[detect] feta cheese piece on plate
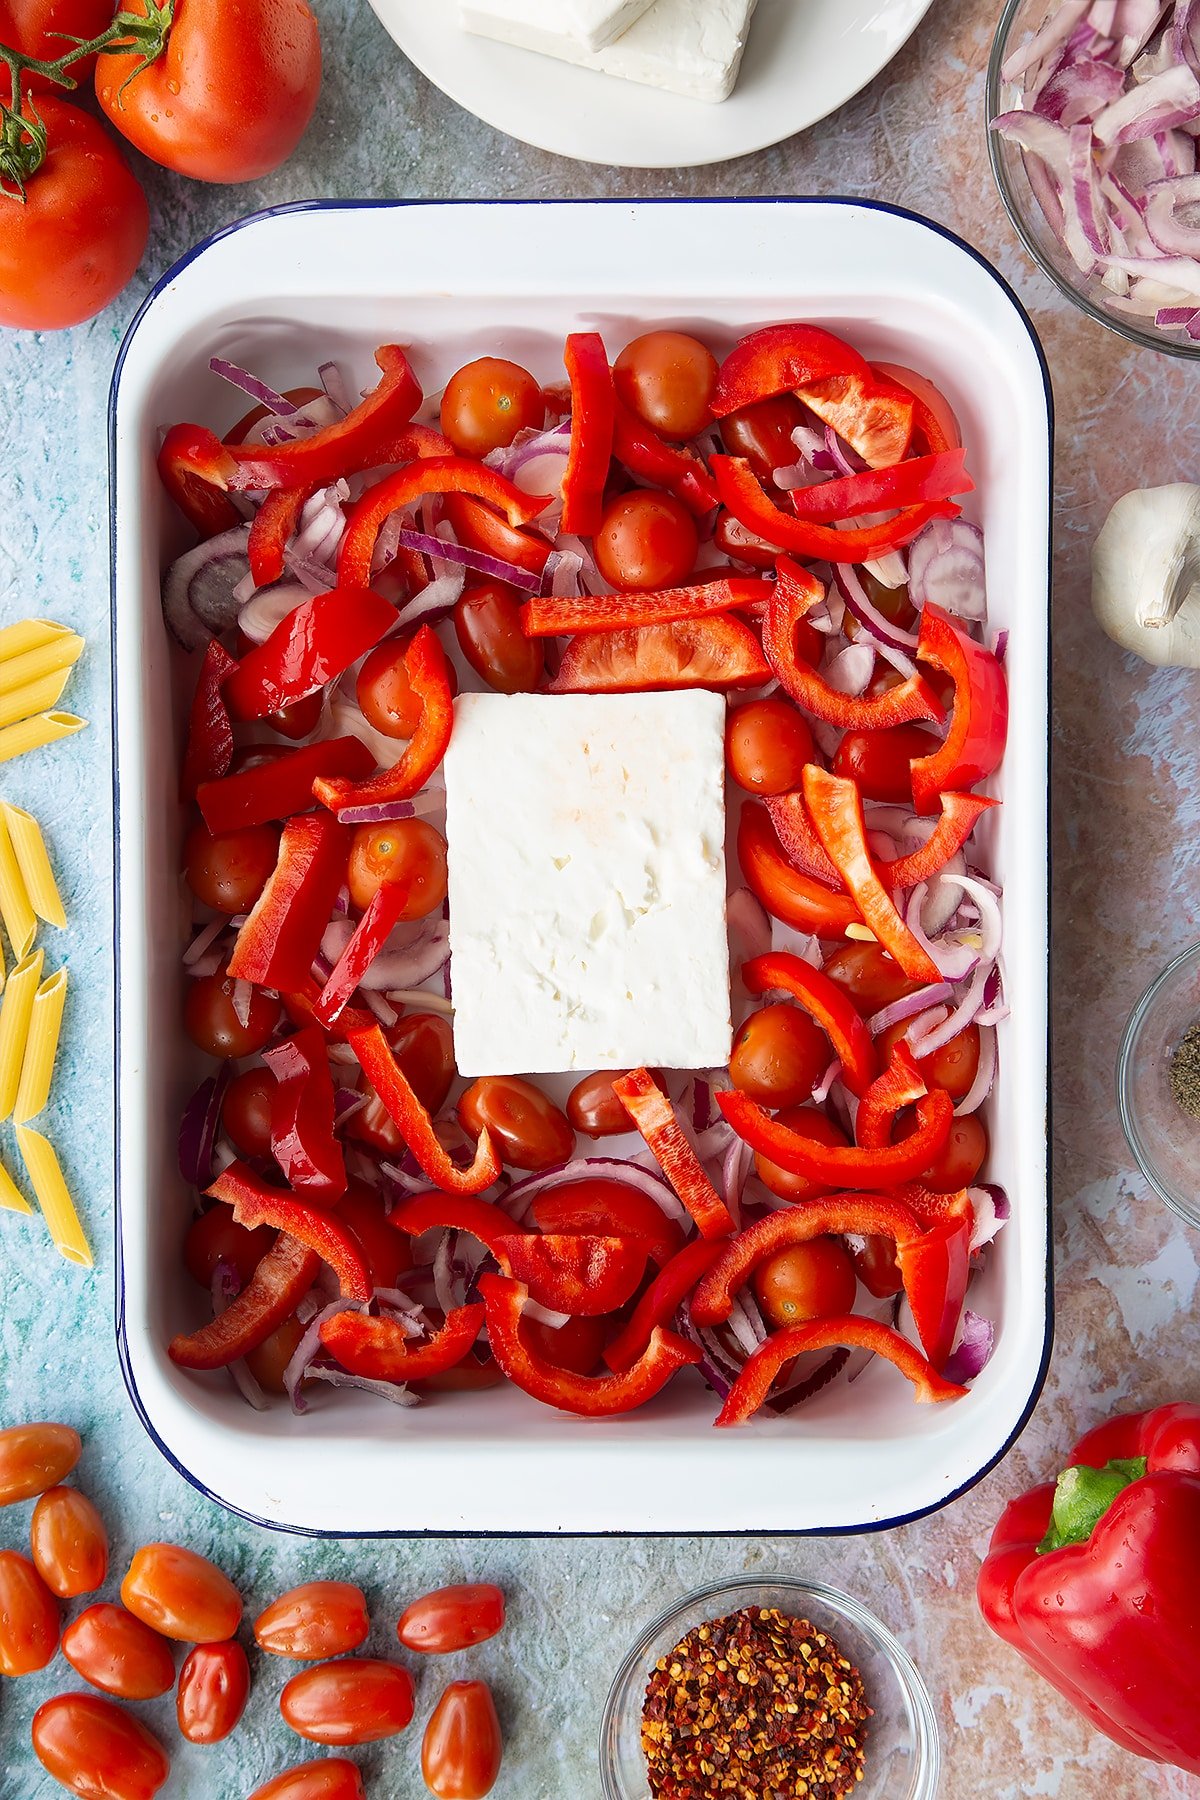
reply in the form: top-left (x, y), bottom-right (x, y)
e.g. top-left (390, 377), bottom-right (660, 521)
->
top-left (459, 0), bottom-right (658, 58)
top-left (460, 0), bottom-right (760, 104)
top-left (444, 690), bottom-right (731, 1077)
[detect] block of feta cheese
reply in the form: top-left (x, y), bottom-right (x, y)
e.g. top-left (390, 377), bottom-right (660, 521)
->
top-left (460, 0), bottom-right (760, 104)
top-left (443, 690), bottom-right (732, 1077)
top-left (459, 0), bottom-right (658, 58)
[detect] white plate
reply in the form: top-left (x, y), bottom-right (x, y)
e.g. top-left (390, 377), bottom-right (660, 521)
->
top-left (367, 0), bottom-right (937, 169)
top-left (111, 198), bottom-right (1051, 1537)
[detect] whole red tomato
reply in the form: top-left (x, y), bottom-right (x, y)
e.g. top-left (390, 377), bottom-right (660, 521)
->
top-left (32, 1693), bottom-right (170, 1800)
top-left (0, 96), bottom-right (148, 330)
top-left (422, 1680), bottom-right (504, 1800)
top-left (0, 0), bottom-right (115, 89)
top-left (177, 1639), bottom-right (252, 1744)
top-left (96, 0), bottom-right (322, 184)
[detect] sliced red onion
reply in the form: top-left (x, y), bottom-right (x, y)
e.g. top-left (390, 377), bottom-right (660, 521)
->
top-left (1002, 0), bottom-right (1092, 84)
top-left (863, 548), bottom-right (908, 591)
top-left (955, 1024), bottom-right (998, 1117)
top-left (238, 581), bottom-right (312, 645)
top-left (866, 983), bottom-right (955, 1036)
top-left (727, 887), bottom-right (773, 992)
top-left (501, 1157), bottom-right (688, 1229)
top-left (721, 1135), bottom-right (753, 1213)
top-left (334, 1087), bottom-right (368, 1125)
top-left (433, 1230), bottom-right (465, 1317)
top-left (769, 1348), bottom-right (853, 1412)
top-left (360, 988), bottom-right (398, 1028)
top-left (906, 519), bottom-right (987, 622)
top-left (319, 361), bottom-right (352, 414)
top-left (522, 1298), bottom-right (573, 1329)
top-left (915, 853), bottom-right (970, 939)
top-left (230, 979), bottom-right (253, 1030)
top-left (1034, 54), bottom-right (1127, 118)
top-left (209, 358), bottom-right (300, 414)
top-left (394, 527), bottom-right (541, 595)
top-left (305, 1366), bottom-right (420, 1406)
top-left (1095, 59), bottom-right (1200, 141)
top-left (183, 918), bottom-right (227, 968)
top-left (327, 697), bottom-right (406, 771)
top-left (823, 642), bottom-right (875, 697)
top-left (943, 1309), bottom-right (996, 1384)
top-left (322, 916), bottom-right (449, 992)
top-left (1144, 171), bottom-right (1200, 251)
top-left (811, 1058), bottom-right (843, 1105)
top-left (393, 570), bottom-right (466, 629)
top-left (822, 423), bottom-right (867, 478)
top-left (724, 1290), bottom-right (769, 1359)
top-left (384, 988), bottom-right (453, 1016)
top-left (178, 1063), bottom-right (231, 1188)
top-left (833, 563), bottom-right (919, 653)
top-left (283, 1298), bottom-right (363, 1414)
top-left (968, 1183), bottom-right (1011, 1252)
top-left (162, 526), bottom-right (252, 650)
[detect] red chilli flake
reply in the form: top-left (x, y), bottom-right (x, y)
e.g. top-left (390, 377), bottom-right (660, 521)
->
top-left (641, 1606), bottom-right (871, 1799)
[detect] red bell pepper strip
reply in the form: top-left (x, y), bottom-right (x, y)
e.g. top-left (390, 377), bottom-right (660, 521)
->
top-left (560, 332), bottom-right (615, 536)
top-left (549, 615), bottom-right (770, 694)
top-left (740, 950), bottom-right (878, 1097)
top-left (207, 1164), bottom-right (371, 1301)
top-left (713, 455), bottom-right (958, 562)
top-left (711, 324), bottom-right (871, 418)
top-left (716, 1084), bottom-right (953, 1190)
top-left (786, 448), bottom-right (972, 523)
top-left (611, 400), bottom-right (719, 514)
top-left (764, 793), bottom-right (843, 887)
top-left (801, 765), bottom-right (942, 982)
top-left (611, 1069), bottom-right (734, 1241)
top-left (262, 1026), bottom-right (347, 1202)
top-left (737, 804), bottom-right (859, 937)
top-left (894, 1190), bottom-right (972, 1370)
top-left (281, 974), bottom-right (375, 1044)
top-left (603, 1238), bottom-right (723, 1374)
top-left (313, 627), bottom-right (453, 817)
top-left (228, 812), bottom-right (353, 992)
top-left (198, 738), bottom-right (376, 835)
top-left (977, 1404), bottom-right (1200, 1772)
top-left (349, 1025), bottom-right (501, 1196)
top-left (522, 576), bottom-right (772, 638)
top-left (320, 1304), bottom-right (486, 1381)
top-left (158, 423), bottom-right (242, 539)
top-left (870, 362), bottom-right (959, 457)
top-left (690, 1195), bottom-right (923, 1327)
top-left (337, 457), bottom-right (551, 590)
top-left (313, 882), bottom-right (409, 1029)
top-left (910, 603), bottom-right (1008, 814)
top-left (168, 1232), bottom-right (319, 1370)
top-left (442, 491), bottom-right (552, 577)
top-left (223, 587), bottom-right (396, 723)
top-left (389, 1192), bottom-right (522, 1260)
top-left (478, 1273), bottom-right (700, 1416)
top-left (897, 1180), bottom-right (977, 1229)
top-left (855, 1040), bottom-right (938, 1148)
top-left (180, 640), bottom-right (237, 804)
top-left (715, 1316), bottom-right (967, 1426)
top-left (796, 367), bottom-right (917, 468)
top-left (247, 485), bottom-right (312, 587)
top-left (493, 1234), bottom-right (648, 1318)
top-left (763, 560), bottom-right (942, 730)
top-left (880, 793), bottom-right (998, 888)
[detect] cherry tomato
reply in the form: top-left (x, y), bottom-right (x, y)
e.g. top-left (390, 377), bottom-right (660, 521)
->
top-left (347, 820), bottom-right (448, 917)
top-left (222, 1066), bottom-right (278, 1159)
top-left (391, 1012), bottom-right (456, 1115)
top-left (343, 1090), bottom-right (404, 1157)
top-left (527, 1177), bottom-right (682, 1268)
top-left (280, 1658), bottom-right (415, 1745)
top-left (713, 509), bottom-right (779, 570)
top-left (729, 1002), bottom-right (829, 1108)
top-left (522, 1312), bottom-right (607, 1376)
top-left (0, 1550), bottom-right (58, 1674)
top-left (440, 357), bottom-right (544, 458)
top-left (725, 698), bottom-right (815, 796)
top-left (920, 1113), bottom-right (988, 1192)
top-left (32, 1694), bottom-right (169, 1800)
top-left (856, 568), bottom-right (917, 630)
top-left (184, 972), bottom-right (281, 1059)
top-left (97, 0), bottom-right (321, 184)
top-left (356, 638), bottom-right (424, 740)
top-left (184, 1208), bottom-right (275, 1291)
top-left (183, 821), bottom-right (279, 915)
top-left (753, 1106), bottom-right (848, 1204)
top-left (121, 1543), bottom-right (243, 1644)
top-left (62, 1603), bottom-right (176, 1700)
top-left (397, 1583), bottom-right (506, 1655)
top-left (0, 1421), bottom-right (80, 1505)
top-left (248, 1759), bottom-right (366, 1800)
top-left (853, 1234), bottom-right (903, 1298)
top-left (244, 1315), bottom-right (307, 1395)
top-left (719, 395), bottom-right (807, 481)
top-left (822, 942), bottom-right (923, 1016)
top-left (267, 690), bottom-right (324, 741)
top-left (177, 1638), bottom-right (251, 1745)
top-left (0, 0), bottom-right (114, 90)
top-left (752, 1237), bottom-right (859, 1331)
top-left (457, 1076), bottom-right (574, 1172)
top-left (422, 1679), bottom-right (503, 1800)
top-left (255, 1581), bottom-right (370, 1660)
top-left (832, 724), bottom-right (940, 804)
top-left (613, 330), bottom-right (717, 441)
top-left (565, 1070), bottom-right (637, 1138)
top-left (878, 1021), bottom-right (981, 1101)
top-left (416, 1351), bottom-right (506, 1393)
top-left (30, 1486), bottom-right (108, 1599)
top-left (338, 1182), bottom-right (413, 1291)
top-left (0, 96), bottom-right (148, 331)
top-left (594, 490), bottom-right (698, 592)
top-left (454, 582), bottom-right (544, 694)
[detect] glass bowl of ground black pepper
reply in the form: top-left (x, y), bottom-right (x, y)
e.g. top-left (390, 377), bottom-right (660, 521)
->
top-left (1118, 941), bottom-right (1200, 1227)
top-left (599, 1577), bottom-right (940, 1800)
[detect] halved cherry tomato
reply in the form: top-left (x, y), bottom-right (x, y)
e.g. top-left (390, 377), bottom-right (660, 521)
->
top-left (177, 1639), bottom-right (251, 1744)
top-left (753, 1106), bottom-right (847, 1204)
top-left (457, 1077), bottom-right (574, 1172)
top-left (338, 1182), bottom-right (414, 1291)
top-left (255, 1581), bottom-right (370, 1660)
top-left (31, 1486), bottom-right (109, 1598)
top-left (832, 725), bottom-right (940, 805)
top-left (919, 1113), bottom-right (988, 1191)
top-left (729, 1003), bottom-right (829, 1108)
top-left (397, 1583), bottom-right (506, 1655)
top-left (422, 1679), bottom-right (504, 1800)
top-left (0, 1421), bottom-right (80, 1505)
top-left (522, 1312), bottom-right (607, 1376)
top-left (527, 1177), bottom-right (682, 1269)
top-left (248, 1760), bottom-right (366, 1800)
top-left (878, 1020), bottom-right (980, 1100)
top-left (244, 1315), bottom-right (307, 1394)
top-left (454, 582), bottom-right (544, 694)
top-left (184, 1207), bottom-right (275, 1290)
top-left (0, 1550), bottom-right (58, 1674)
top-left (822, 942), bottom-right (923, 1015)
top-left (718, 395), bottom-right (807, 481)
top-left (32, 1693), bottom-right (169, 1800)
top-left (62, 1603), bottom-right (176, 1700)
top-left (183, 821), bottom-right (280, 915)
top-left (752, 1237), bottom-right (858, 1329)
top-left (280, 1658), bottom-right (415, 1744)
top-left (184, 972), bottom-right (281, 1059)
top-left (595, 490), bottom-right (698, 591)
top-left (121, 1543), bottom-right (242, 1644)
top-left (347, 820), bottom-right (447, 916)
top-left (613, 331), bottom-right (717, 441)
top-left (725, 698), bottom-right (815, 796)
top-left (565, 1070), bottom-right (637, 1138)
top-left (441, 358), bottom-right (544, 457)
top-left (551, 615), bottom-right (769, 694)
top-left (222, 1067), bottom-right (278, 1160)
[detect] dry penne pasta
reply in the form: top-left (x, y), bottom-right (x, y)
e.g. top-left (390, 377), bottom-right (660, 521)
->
top-left (16, 1124), bottom-right (92, 1267)
top-left (0, 810), bottom-right (37, 959)
top-left (0, 669), bottom-right (70, 733)
top-left (14, 967), bottom-right (67, 1125)
top-left (0, 635), bottom-right (84, 698)
top-left (0, 620), bottom-right (75, 664)
top-left (0, 803), bottom-right (65, 929)
top-left (0, 948), bottom-right (43, 1119)
top-left (0, 712), bottom-right (87, 767)
top-left (0, 1156), bottom-right (32, 1216)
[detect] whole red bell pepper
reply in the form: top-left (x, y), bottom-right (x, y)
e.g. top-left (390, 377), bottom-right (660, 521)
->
top-left (911, 603), bottom-right (1008, 814)
top-left (313, 627), bottom-right (453, 818)
top-left (198, 738), bottom-right (376, 835)
top-left (737, 804), bottom-right (859, 938)
top-left (262, 1026), bottom-right (347, 1202)
top-left (208, 1164), bottom-right (372, 1301)
top-left (786, 448), bottom-right (972, 523)
top-left (611, 1069), bottom-right (734, 1241)
top-left (158, 423), bottom-right (242, 539)
top-left (478, 1274), bottom-right (700, 1416)
top-left (389, 1192), bottom-right (522, 1261)
top-left (523, 576), bottom-right (772, 639)
top-left (337, 456), bottom-right (551, 590)
top-left (977, 1404), bottom-right (1200, 1773)
top-left (181, 640), bottom-right (237, 803)
top-left (711, 324), bottom-right (871, 418)
top-left (168, 1232), bottom-right (319, 1370)
top-left (713, 456), bottom-right (958, 563)
top-left (314, 882), bottom-right (410, 1028)
top-left (741, 950), bottom-right (877, 1097)
top-left (350, 1025), bottom-right (500, 1196)
top-left (611, 400), bottom-right (719, 514)
top-left (604, 1238), bottom-right (723, 1374)
top-left (320, 1304), bottom-right (486, 1382)
top-left (228, 813), bottom-right (353, 993)
top-left (560, 332), bottom-right (615, 536)
top-left (223, 587), bottom-right (396, 723)
top-left (717, 1075), bottom-right (953, 1190)
top-left (716, 1316), bottom-right (967, 1427)
top-left (494, 1233), bottom-right (648, 1318)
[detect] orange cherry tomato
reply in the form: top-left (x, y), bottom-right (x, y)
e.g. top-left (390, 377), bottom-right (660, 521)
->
top-left (184, 972), bottom-right (281, 1059)
top-left (441, 357), bottom-right (544, 458)
top-left (822, 942), bottom-right (923, 1016)
top-left (121, 1543), bottom-right (243, 1644)
top-left (753, 1105), bottom-right (848, 1204)
top-left (613, 330), bottom-right (717, 441)
top-left (255, 1581), bottom-right (370, 1660)
top-left (337, 1181), bottom-right (413, 1291)
top-left (878, 1020), bottom-right (981, 1101)
top-left (522, 1313), bottom-right (607, 1376)
top-left (831, 724), bottom-right (940, 805)
top-left (729, 1002), bottom-right (829, 1108)
top-left (0, 1421), bottom-right (81, 1504)
top-left (457, 1076), bottom-right (575, 1172)
top-left (725, 698), bottom-right (815, 796)
top-left (594, 490), bottom-right (698, 592)
top-left (421, 1679), bottom-right (504, 1800)
top-left (280, 1658), bottom-right (415, 1745)
top-left (62, 1603), bottom-right (176, 1700)
top-left (0, 1549), bottom-right (58, 1674)
top-left (177, 1639), bottom-right (252, 1744)
top-left (184, 1207), bottom-right (276, 1290)
top-left (30, 1486), bottom-right (109, 1598)
top-left (454, 582), bottom-right (544, 694)
top-left (32, 1693), bottom-right (170, 1800)
top-left (565, 1070), bottom-right (637, 1139)
top-left (752, 1238), bottom-right (859, 1330)
top-left (920, 1113), bottom-right (988, 1192)
top-left (347, 820), bottom-right (448, 917)
top-left (719, 395), bottom-right (807, 481)
top-left (183, 821), bottom-right (280, 914)
top-left (397, 1583), bottom-right (506, 1655)
top-left (222, 1066), bottom-right (279, 1159)
top-left (247, 1758), bottom-right (366, 1800)
top-left (244, 1314), bottom-right (307, 1395)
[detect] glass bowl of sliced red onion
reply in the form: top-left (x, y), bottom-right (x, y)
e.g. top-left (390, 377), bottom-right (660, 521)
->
top-left (1117, 940), bottom-right (1200, 1225)
top-left (988, 0), bottom-right (1200, 353)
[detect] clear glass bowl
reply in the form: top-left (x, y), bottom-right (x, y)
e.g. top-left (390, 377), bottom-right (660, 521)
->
top-left (1117, 941), bottom-right (1200, 1227)
top-left (986, 0), bottom-right (1200, 358)
top-left (599, 1577), bottom-right (941, 1800)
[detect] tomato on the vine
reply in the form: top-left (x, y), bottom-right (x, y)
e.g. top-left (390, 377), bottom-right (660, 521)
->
top-left (0, 0), bottom-right (114, 88)
top-left (441, 357), bottom-right (544, 457)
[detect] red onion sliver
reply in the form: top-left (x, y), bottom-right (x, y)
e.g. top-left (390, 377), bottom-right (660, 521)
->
top-left (955, 1024), bottom-right (998, 1116)
top-left (943, 1309), bottom-right (995, 1384)
top-left (209, 358), bottom-right (298, 414)
top-left (284, 1298), bottom-right (363, 1414)
top-left (833, 563), bottom-right (919, 653)
top-left (395, 526), bottom-right (541, 594)
top-left (306, 1367), bottom-right (420, 1406)
top-left (866, 983), bottom-right (955, 1036)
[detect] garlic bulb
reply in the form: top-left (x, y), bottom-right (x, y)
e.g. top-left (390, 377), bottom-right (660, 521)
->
top-left (1092, 484), bottom-right (1200, 666)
